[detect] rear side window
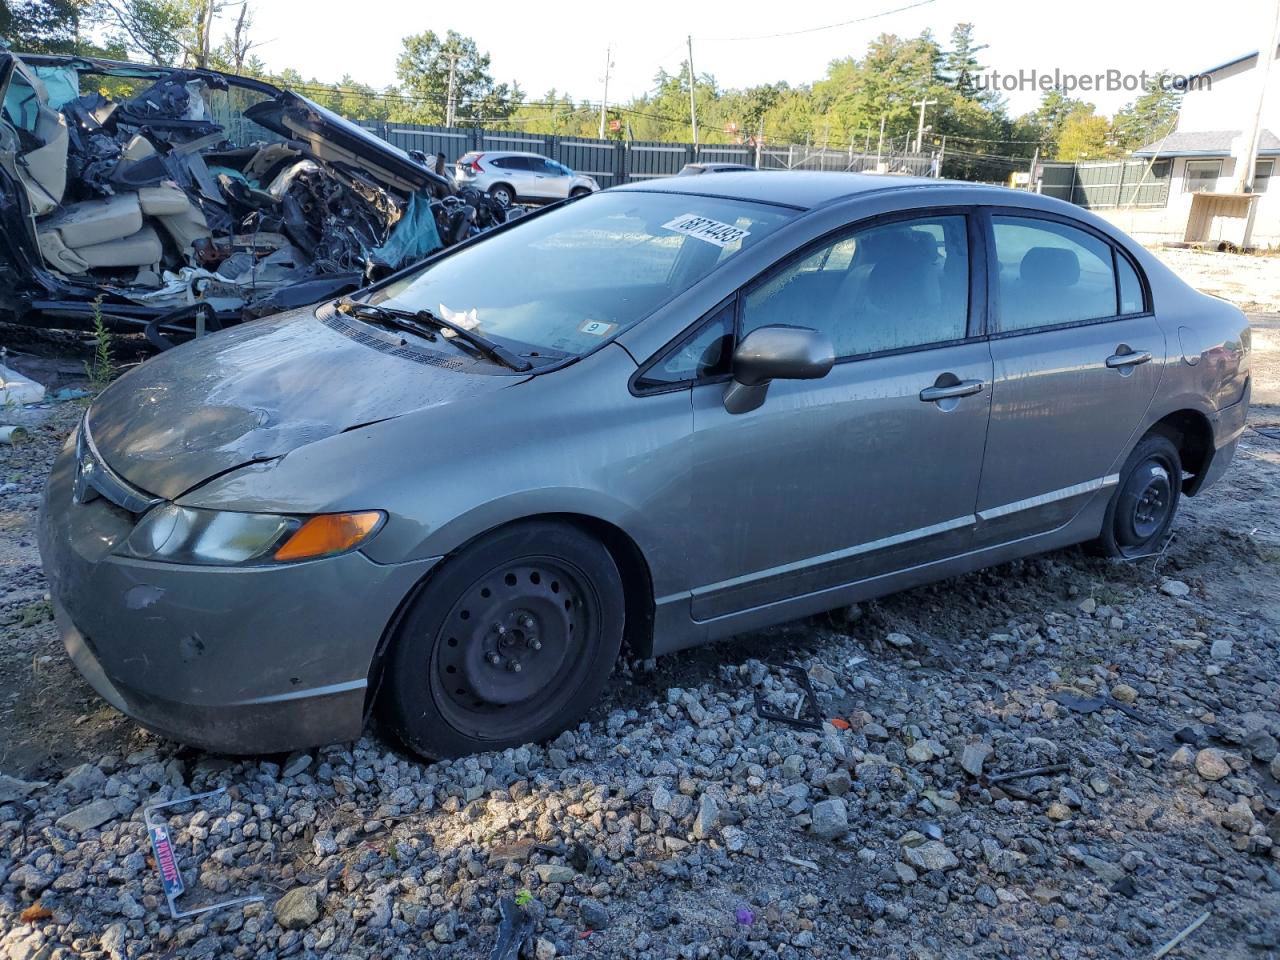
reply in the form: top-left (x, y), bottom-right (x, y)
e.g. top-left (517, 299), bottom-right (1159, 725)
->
top-left (992, 217), bottom-right (1118, 331)
top-left (1117, 253), bottom-right (1145, 314)
top-left (742, 215), bottom-right (970, 359)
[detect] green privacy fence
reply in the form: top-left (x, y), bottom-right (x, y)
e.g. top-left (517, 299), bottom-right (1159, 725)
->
top-left (1039, 159), bottom-right (1172, 209)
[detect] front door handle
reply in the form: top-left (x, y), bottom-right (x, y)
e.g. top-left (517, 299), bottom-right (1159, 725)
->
top-left (919, 379), bottom-right (985, 402)
top-left (1106, 350), bottom-right (1153, 369)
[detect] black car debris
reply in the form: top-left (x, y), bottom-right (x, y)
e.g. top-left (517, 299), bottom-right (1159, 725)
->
top-left (0, 51), bottom-right (513, 341)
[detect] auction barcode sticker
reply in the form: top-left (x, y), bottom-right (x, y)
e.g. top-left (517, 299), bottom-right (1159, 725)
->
top-left (662, 214), bottom-right (750, 248)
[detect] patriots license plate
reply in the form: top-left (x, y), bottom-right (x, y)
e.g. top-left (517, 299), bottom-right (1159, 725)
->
top-left (149, 823), bottom-right (185, 898)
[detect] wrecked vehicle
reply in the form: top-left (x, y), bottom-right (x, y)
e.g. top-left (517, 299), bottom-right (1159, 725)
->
top-left (0, 51), bottom-right (511, 338)
top-left (38, 173), bottom-right (1250, 760)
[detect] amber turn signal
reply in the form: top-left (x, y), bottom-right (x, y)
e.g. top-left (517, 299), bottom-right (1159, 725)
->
top-left (273, 511), bottom-right (383, 562)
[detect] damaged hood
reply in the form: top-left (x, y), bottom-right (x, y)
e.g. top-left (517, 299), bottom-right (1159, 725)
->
top-left (244, 93), bottom-right (452, 196)
top-left (86, 307), bottom-right (522, 500)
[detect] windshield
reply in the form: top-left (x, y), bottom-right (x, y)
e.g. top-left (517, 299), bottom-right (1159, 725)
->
top-left (368, 191), bottom-right (796, 357)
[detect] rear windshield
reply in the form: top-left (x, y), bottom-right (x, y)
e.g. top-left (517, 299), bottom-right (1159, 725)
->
top-left (370, 191), bottom-right (795, 357)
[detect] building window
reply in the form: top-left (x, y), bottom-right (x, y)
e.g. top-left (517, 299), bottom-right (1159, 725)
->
top-left (1255, 159), bottom-right (1274, 193)
top-left (1183, 159), bottom-right (1222, 193)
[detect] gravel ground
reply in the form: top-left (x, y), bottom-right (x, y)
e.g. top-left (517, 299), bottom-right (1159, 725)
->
top-left (1150, 248), bottom-right (1280, 316)
top-left (1, 272), bottom-right (1279, 959)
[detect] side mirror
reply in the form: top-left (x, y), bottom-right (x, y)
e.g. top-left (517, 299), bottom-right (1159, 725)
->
top-left (723, 325), bottom-right (835, 414)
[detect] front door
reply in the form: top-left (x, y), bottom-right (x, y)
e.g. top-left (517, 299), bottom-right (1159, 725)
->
top-left (533, 159), bottom-right (572, 199)
top-left (687, 212), bottom-right (994, 621)
top-left (975, 212), bottom-right (1165, 544)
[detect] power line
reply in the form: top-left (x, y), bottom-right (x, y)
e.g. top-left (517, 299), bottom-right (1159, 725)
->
top-left (696, 0), bottom-right (936, 43)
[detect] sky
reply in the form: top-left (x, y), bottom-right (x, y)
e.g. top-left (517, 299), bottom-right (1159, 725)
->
top-left (238, 0), bottom-right (1272, 118)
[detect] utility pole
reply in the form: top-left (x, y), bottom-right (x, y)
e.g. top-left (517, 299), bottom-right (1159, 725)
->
top-left (936, 135), bottom-right (946, 178)
top-left (445, 52), bottom-right (460, 127)
top-left (1236, 0), bottom-right (1280, 193)
top-left (598, 45), bottom-right (613, 140)
top-left (913, 98), bottom-right (936, 153)
top-left (875, 114), bottom-right (885, 166)
top-left (756, 117), bottom-right (764, 168)
top-left (686, 35), bottom-right (699, 146)
top-left (1028, 146), bottom-right (1040, 191)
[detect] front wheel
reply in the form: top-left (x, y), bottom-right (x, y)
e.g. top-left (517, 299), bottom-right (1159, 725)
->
top-left (1094, 433), bottom-right (1182, 558)
top-left (379, 521), bottom-right (624, 759)
top-left (569, 186), bottom-right (591, 198)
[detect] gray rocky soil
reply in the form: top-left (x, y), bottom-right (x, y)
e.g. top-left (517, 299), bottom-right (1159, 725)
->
top-left (1, 261), bottom-right (1279, 959)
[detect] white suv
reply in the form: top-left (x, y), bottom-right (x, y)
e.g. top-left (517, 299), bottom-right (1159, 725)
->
top-left (454, 151), bottom-right (599, 207)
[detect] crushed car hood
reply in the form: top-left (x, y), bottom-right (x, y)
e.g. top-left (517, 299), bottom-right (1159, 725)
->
top-left (86, 308), bottom-right (523, 500)
top-left (244, 93), bottom-right (451, 196)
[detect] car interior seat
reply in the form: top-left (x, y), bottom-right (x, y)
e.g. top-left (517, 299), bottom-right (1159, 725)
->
top-left (36, 191), bottom-right (160, 273)
top-left (1006, 246), bottom-right (1081, 327)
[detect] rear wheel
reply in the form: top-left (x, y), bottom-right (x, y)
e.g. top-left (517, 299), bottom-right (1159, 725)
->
top-left (1095, 433), bottom-right (1182, 558)
top-left (569, 186), bottom-right (591, 198)
top-left (380, 521), bottom-right (624, 759)
top-left (489, 184), bottom-right (515, 208)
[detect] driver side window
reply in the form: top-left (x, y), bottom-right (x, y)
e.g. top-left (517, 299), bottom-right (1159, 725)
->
top-left (741, 215), bottom-right (970, 358)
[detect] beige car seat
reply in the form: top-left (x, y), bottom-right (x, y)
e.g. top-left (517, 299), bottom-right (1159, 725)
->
top-left (37, 192), bottom-right (158, 274)
top-left (35, 182), bottom-right (210, 274)
top-left (140, 184), bottom-right (211, 253)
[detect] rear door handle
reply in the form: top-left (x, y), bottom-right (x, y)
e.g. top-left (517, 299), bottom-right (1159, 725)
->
top-left (919, 379), bottom-right (985, 402)
top-left (1106, 350), bottom-right (1152, 369)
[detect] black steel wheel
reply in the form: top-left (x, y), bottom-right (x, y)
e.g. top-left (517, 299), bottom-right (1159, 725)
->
top-left (1096, 433), bottom-right (1182, 558)
top-left (380, 521), bottom-right (624, 759)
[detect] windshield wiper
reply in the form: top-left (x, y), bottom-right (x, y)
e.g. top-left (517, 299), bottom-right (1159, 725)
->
top-left (338, 301), bottom-right (439, 342)
top-left (337, 301), bottom-right (532, 372)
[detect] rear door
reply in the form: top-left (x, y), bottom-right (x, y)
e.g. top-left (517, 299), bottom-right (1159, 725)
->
top-left (490, 156), bottom-right (535, 198)
top-left (681, 211), bottom-right (993, 621)
top-left (974, 211), bottom-right (1164, 544)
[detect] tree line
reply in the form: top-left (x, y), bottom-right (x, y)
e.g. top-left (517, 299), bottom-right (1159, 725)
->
top-left (4, 0), bottom-right (1182, 178)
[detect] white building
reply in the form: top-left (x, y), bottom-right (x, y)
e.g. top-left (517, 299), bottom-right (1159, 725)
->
top-left (1104, 45), bottom-right (1279, 246)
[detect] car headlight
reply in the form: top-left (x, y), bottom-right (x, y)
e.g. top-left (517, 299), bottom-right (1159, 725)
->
top-left (116, 505), bottom-right (384, 566)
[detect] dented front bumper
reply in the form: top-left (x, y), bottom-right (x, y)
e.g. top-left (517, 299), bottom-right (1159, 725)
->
top-left (38, 432), bottom-right (438, 754)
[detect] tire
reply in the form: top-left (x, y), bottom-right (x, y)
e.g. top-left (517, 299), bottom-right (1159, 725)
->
top-left (489, 184), bottom-right (515, 208)
top-left (569, 187), bottom-right (591, 198)
top-left (1094, 432), bottom-right (1182, 558)
top-left (380, 520), bottom-right (624, 759)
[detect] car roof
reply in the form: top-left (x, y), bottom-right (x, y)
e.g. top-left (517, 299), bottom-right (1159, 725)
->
top-left (613, 170), bottom-right (997, 210)
top-left (478, 150), bottom-right (551, 159)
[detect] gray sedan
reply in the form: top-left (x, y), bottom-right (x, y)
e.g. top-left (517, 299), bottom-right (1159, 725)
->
top-left (38, 172), bottom-right (1251, 759)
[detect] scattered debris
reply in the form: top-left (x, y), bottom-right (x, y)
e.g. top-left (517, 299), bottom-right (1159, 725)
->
top-left (751, 662), bottom-right (824, 730)
top-left (1, 53), bottom-right (515, 340)
top-left (18, 903), bottom-right (52, 923)
top-left (781, 854), bottom-right (821, 872)
top-left (0, 365), bottom-right (46, 405)
top-left (1051, 690), bottom-right (1147, 722)
top-left (984, 764), bottom-right (1071, 785)
top-left (487, 897), bottom-right (534, 960)
top-left (1152, 910), bottom-right (1211, 960)
top-left (144, 788), bottom-right (264, 919)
